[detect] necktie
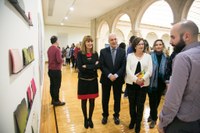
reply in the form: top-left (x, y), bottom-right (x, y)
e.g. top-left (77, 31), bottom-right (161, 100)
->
top-left (111, 48), bottom-right (116, 65)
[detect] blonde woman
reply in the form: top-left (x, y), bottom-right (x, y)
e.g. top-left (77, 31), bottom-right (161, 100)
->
top-left (77, 35), bottom-right (99, 129)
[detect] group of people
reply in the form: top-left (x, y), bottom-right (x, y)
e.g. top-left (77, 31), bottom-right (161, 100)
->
top-left (47, 20), bottom-right (200, 133)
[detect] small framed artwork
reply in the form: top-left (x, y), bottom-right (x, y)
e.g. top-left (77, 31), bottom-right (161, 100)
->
top-left (9, 49), bottom-right (24, 74)
top-left (8, 0), bottom-right (33, 26)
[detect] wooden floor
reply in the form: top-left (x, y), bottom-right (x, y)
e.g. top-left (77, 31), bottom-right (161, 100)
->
top-left (40, 64), bottom-right (164, 133)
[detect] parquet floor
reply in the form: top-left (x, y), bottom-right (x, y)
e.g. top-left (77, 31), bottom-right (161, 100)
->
top-left (40, 64), bottom-right (164, 133)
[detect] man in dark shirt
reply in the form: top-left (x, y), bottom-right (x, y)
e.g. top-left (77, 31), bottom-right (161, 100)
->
top-left (47, 35), bottom-right (65, 106)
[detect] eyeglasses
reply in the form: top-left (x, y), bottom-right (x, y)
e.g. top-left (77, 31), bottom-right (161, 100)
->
top-left (137, 43), bottom-right (144, 45)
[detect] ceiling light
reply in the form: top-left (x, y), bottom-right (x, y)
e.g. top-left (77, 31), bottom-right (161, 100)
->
top-left (60, 23), bottom-right (64, 25)
top-left (69, 7), bottom-right (74, 11)
top-left (64, 16), bottom-right (68, 20)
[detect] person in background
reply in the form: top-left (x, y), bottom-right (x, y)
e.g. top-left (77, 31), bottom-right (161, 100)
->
top-left (127, 35), bottom-right (137, 54)
top-left (164, 33), bottom-right (186, 87)
top-left (61, 47), bottom-right (66, 66)
top-left (144, 39), bottom-right (151, 54)
top-left (65, 45), bottom-right (71, 65)
top-left (99, 33), bottom-right (126, 125)
top-left (119, 42), bottom-right (126, 50)
top-left (70, 43), bottom-right (75, 68)
top-left (158, 20), bottom-right (200, 133)
top-left (124, 35), bottom-right (137, 98)
top-left (125, 37), bottom-right (152, 133)
top-left (77, 35), bottom-right (99, 129)
top-left (47, 35), bottom-right (65, 106)
top-left (147, 39), bottom-right (167, 129)
top-left (74, 43), bottom-right (81, 71)
top-left (119, 42), bottom-right (126, 93)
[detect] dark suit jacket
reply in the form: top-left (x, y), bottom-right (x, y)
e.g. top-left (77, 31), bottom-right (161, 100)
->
top-left (99, 47), bottom-right (126, 85)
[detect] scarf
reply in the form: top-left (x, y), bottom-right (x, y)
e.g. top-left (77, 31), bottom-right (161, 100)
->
top-left (149, 52), bottom-right (166, 91)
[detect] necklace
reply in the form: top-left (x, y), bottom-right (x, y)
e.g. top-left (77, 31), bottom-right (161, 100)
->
top-left (134, 53), bottom-right (143, 60)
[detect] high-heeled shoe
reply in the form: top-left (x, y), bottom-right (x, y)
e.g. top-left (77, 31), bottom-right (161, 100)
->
top-left (88, 119), bottom-right (94, 128)
top-left (84, 119), bottom-right (88, 129)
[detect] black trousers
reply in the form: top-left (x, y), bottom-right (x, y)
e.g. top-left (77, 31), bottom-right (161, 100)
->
top-left (101, 82), bottom-right (123, 118)
top-left (48, 70), bottom-right (62, 101)
top-left (148, 80), bottom-right (165, 121)
top-left (165, 117), bottom-right (200, 133)
top-left (127, 84), bottom-right (147, 130)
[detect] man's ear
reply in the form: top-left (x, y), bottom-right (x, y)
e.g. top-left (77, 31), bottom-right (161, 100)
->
top-left (183, 32), bottom-right (191, 42)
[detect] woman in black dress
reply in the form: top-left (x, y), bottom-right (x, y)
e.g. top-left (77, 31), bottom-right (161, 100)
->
top-left (77, 35), bottom-right (99, 129)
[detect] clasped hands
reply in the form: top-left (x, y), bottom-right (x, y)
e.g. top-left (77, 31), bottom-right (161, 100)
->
top-left (136, 78), bottom-right (144, 86)
top-left (109, 74), bottom-right (117, 82)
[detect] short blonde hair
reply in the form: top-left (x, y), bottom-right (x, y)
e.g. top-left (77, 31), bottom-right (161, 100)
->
top-left (81, 35), bottom-right (94, 54)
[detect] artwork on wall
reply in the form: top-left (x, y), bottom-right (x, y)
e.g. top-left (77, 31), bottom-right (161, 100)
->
top-left (22, 48), bottom-right (31, 66)
top-left (14, 98), bottom-right (28, 133)
top-left (27, 86), bottom-right (33, 112)
top-left (31, 78), bottom-right (37, 99)
top-left (28, 45), bottom-right (34, 61)
top-left (22, 45), bottom-right (34, 66)
top-left (8, 0), bottom-right (33, 26)
top-left (9, 49), bottom-right (24, 74)
top-left (9, 45), bottom-right (34, 75)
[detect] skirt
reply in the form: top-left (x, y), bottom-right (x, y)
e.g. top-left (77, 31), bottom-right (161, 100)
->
top-left (78, 78), bottom-right (98, 99)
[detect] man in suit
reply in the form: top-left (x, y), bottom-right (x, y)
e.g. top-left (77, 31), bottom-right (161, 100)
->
top-left (99, 33), bottom-right (126, 125)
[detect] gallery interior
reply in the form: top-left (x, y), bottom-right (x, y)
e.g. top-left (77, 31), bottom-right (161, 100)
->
top-left (0, 0), bottom-right (199, 133)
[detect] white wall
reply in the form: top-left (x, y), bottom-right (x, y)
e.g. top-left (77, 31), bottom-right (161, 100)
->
top-left (44, 25), bottom-right (90, 61)
top-left (0, 0), bottom-right (44, 133)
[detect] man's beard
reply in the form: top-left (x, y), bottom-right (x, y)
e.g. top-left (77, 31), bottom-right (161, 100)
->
top-left (173, 37), bottom-right (186, 53)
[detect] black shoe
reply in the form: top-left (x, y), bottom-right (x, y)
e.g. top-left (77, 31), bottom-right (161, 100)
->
top-left (135, 124), bottom-right (140, 133)
top-left (88, 119), bottom-right (94, 128)
top-left (102, 117), bottom-right (107, 125)
top-left (149, 120), bottom-right (156, 128)
top-left (53, 101), bottom-right (65, 106)
top-left (129, 120), bottom-right (135, 129)
top-left (84, 119), bottom-right (88, 129)
top-left (147, 116), bottom-right (152, 122)
top-left (113, 117), bottom-right (120, 125)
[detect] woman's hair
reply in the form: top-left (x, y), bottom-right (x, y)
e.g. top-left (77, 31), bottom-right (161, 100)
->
top-left (81, 35), bottom-right (94, 54)
top-left (131, 37), bottom-right (144, 52)
top-left (153, 39), bottom-right (165, 50)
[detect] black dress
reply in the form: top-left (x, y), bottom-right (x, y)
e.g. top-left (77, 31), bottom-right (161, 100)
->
top-left (77, 51), bottom-right (99, 99)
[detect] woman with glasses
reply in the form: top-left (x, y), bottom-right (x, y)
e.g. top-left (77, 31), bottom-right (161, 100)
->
top-left (125, 37), bottom-right (152, 133)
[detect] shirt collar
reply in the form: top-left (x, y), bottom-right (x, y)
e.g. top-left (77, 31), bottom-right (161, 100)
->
top-left (182, 41), bottom-right (200, 52)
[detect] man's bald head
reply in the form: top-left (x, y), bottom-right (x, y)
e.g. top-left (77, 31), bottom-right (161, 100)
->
top-left (179, 20), bottom-right (199, 36)
top-left (171, 20), bottom-right (199, 45)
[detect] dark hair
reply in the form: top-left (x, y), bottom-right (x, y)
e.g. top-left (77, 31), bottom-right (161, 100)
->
top-left (119, 42), bottom-right (126, 49)
top-left (50, 36), bottom-right (58, 44)
top-left (131, 37), bottom-right (144, 52)
top-left (129, 35), bottom-right (137, 44)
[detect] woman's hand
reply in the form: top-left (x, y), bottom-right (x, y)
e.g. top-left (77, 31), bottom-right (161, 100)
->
top-left (95, 61), bottom-right (99, 65)
top-left (136, 78), bottom-right (144, 86)
top-left (82, 65), bottom-right (86, 68)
